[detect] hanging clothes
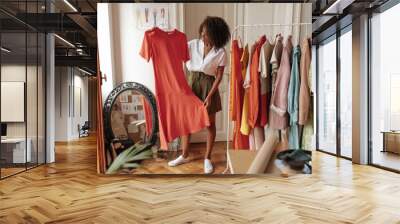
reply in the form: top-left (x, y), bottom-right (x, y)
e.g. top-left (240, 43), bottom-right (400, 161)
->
top-left (299, 38), bottom-right (312, 125)
top-left (139, 27), bottom-right (210, 149)
top-left (268, 35), bottom-right (284, 126)
top-left (248, 35), bottom-right (266, 128)
top-left (240, 43), bottom-right (255, 136)
top-left (229, 55), bottom-right (236, 119)
top-left (253, 127), bottom-right (265, 150)
top-left (248, 129), bottom-right (256, 150)
top-left (270, 35), bottom-right (293, 130)
top-left (288, 45), bottom-right (301, 149)
top-left (271, 35), bottom-right (284, 91)
top-left (258, 38), bottom-right (269, 127)
top-left (231, 40), bottom-right (249, 149)
top-left (229, 40), bottom-right (243, 121)
top-left (228, 41), bottom-right (238, 120)
top-left (258, 37), bottom-right (276, 127)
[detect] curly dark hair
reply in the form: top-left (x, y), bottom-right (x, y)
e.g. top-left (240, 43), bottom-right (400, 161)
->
top-left (198, 16), bottom-right (231, 49)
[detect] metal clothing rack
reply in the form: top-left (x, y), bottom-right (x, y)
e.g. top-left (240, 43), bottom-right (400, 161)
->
top-left (231, 23), bottom-right (312, 40)
top-left (224, 22), bottom-right (312, 174)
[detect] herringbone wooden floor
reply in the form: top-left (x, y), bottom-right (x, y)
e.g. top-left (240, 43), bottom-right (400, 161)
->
top-left (1, 135), bottom-right (400, 223)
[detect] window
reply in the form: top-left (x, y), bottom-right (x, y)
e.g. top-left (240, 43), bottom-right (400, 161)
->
top-left (370, 3), bottom-right (400, 171)
top-left (316, 25), bottom-right (353, 159)
top-left (317, 36), bottom-right (337, 154)
top-left (0, 2), bottom-right (47, 179)
top-left (339, 28), bottom-right (352, 158)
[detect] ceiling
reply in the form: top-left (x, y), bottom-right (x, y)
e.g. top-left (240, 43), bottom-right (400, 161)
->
top-left (0, 0), bottom-right (395, 74)
top-left (311, 0), bottom-right (390, 42)
top-left (0, 0), bottom-right (99, 75)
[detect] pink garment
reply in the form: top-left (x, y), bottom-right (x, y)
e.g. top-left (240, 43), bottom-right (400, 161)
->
top-left (253, 127), bottom-right (265, 150)
top-left (249, 130), bottom-right (255, 150)
top-left (299, 38), bottom-right (311, 125)
top-left (269, 36), bottom-right (293, 130)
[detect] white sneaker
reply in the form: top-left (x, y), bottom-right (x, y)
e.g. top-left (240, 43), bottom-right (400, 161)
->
top-left (168, 155), bottom-right (190, 167)
top-left (204, 159), bottom-right (214, 174)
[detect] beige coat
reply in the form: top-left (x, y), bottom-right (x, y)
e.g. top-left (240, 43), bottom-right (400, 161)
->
top-left (298, 38), bottom-right (311, 125)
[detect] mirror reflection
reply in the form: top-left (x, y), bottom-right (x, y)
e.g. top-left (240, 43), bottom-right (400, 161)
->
top-left (110, 90), bottom-right (154, 149)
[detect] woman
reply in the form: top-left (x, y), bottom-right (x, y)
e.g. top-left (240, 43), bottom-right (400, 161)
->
top-left (168, 16), bottom-right (230, 174)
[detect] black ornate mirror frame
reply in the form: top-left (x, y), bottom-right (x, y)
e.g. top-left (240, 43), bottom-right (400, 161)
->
top-left (103, 82), bottom-right (158, 147)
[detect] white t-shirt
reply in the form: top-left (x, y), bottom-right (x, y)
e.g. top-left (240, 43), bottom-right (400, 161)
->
top-left (258, 42), bottom-right (268, 95)
top-left (186, 39), bottom-right (227, 76)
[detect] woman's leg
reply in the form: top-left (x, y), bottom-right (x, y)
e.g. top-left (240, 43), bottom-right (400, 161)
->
top-left (168, 135), bottom-right (191, 167)
top-left (181, 135), bottom-right (190, 158)
top-left (205, 114), bottom-right (216, 159)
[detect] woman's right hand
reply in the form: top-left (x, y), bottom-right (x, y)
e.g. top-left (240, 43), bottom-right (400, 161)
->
top-left (203, 97), bottom-right (211, 109)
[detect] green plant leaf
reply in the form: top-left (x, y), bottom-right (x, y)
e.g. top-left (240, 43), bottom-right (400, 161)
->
top-left (125, 150), bottom-right (153, 162)
top-left (106, 143), bottom-right (153, 174)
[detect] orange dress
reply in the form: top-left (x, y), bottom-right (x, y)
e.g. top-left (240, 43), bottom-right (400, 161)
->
top-left (248, 35), bottom-right (266, 128)
top-left (231, 40), bottom-right (249, 149)
top-left (141, 95), bottom-right (153, 137)
top-left (140, 27), bottom-right (210, 149)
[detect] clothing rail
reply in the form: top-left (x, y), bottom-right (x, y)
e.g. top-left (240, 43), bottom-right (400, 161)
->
top-left (231, 23), bottom-right (312, 40)
top-left (223, 22), bottom-right (312, 174)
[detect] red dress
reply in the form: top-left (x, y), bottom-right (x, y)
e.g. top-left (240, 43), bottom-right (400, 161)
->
top-left (231, 40), bottom-right (249, 149)
top-left (140, 27), bottom-right (210, 149)
top-left (248, 35), bottom-right (266, 128)
top-left (141, 95), bottom-right (153, 137)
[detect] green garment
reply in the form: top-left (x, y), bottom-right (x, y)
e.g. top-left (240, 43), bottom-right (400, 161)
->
top-left (288, 46), bottom-right (301, 149)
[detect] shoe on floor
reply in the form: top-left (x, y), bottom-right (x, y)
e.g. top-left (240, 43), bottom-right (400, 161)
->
top-left (204, 159), bottom-right (214, 174)
top-left (168, 155), bottom-right (190, 167)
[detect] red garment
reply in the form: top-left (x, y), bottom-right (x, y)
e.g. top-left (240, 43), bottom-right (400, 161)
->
top-left (259, 94), bottom-right (268, 127)
top-left (231, 43), bottom-right (243, 122)
top-left (231, 40), bottom-right (249, 149)
top-left (248, 35), bottom-right (266, 128)
top-left (140, 27), bottom-right (210, 149)
top-left (141, 95), bottom-right (153, 137)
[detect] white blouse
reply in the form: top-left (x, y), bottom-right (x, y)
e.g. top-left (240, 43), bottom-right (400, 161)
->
top-left (186, 39), bottom-right (227, 76)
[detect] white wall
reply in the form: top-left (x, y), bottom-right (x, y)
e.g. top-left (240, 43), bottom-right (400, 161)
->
top-left (55, 67), bottom-right (68, 141)
top-left (1, 63), bottom-right (46, 163)
top-left (97, 4), bottom-right (115, 101)
top-left (55, 67), bottom-right (89, 141)
top-left (1, 65), bottom-right (38, 137)
top-left (238, 4), bottom-right (311, 47)
top-left (72, 73), bottom-right (89, 138)
top-left (46, 33), bottom-right (55, 163)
